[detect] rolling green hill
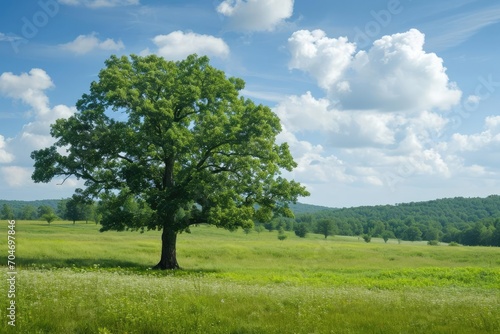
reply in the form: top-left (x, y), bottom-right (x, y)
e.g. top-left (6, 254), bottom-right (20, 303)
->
top-left (2, 195), bottom-right (500, 246)
top-left (0, 199), bottom-right (60, 219)
top-left (288, 202), bottom-right (332, 214)
top-left (291, 195), bottom-right (500, 247)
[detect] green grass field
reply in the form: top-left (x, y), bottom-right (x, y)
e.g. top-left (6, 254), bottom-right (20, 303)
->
top-left (1, 220), bottom-right (500, 333)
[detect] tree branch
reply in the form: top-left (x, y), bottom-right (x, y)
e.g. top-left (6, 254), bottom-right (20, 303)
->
top-left (56, 174), bottom-right (73, 186)
top-left (195, 140), bottom-right (236, 170)
top-left (117, 154), bottom-right (134, 163)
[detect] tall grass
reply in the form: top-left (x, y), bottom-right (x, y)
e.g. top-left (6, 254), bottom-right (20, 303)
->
top-left (8, 220), bottom-right (500, 271)
top-left (1, 220), bottom-right (499, 333)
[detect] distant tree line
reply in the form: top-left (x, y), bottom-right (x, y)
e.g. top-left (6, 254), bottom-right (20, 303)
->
top-left (0, 198), bottom-right (99, 224)
top-left (2, 195), bottom-right (500, 246)
top-left (259, 195), bottom-right (500, 247)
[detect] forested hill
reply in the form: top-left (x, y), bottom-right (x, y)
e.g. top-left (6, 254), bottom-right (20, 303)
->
top-left (0, 199), bottom-right (59, 216)
top-left (291, 195), bottom-right (500, 246)
top-left (2, 196), bottom-right (500, 246)
top-left (318, 195), bottom-right (500, 224)
top-left (289, 202), bottom-right (332, 214)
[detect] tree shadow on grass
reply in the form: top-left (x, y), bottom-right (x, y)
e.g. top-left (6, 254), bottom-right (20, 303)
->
top-left (17, 257), bottom-right (222, 276)
top-left (18, 257), bottom-right (145, 269)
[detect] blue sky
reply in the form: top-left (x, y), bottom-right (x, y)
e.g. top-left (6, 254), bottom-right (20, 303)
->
top-left (1, 0), bottom-right (500, 208)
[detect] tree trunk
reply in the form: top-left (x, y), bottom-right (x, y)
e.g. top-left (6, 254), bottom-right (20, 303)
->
top-left (153, 155), bottom-right (180, 270)
top-left (153, 226), bottom-right (180, 270)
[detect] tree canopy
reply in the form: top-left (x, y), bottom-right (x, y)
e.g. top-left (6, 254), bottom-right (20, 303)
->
top-left (31, 54), bottom-right (309, 269)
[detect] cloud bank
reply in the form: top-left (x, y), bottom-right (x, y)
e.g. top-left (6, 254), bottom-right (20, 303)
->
top-left (277, 28), bottom-right (499, 204)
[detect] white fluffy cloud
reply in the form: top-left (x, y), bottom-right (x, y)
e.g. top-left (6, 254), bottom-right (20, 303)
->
top-left (0, 166), bottom-right (32, 187)
top-left (277, 126), bottom-right (354, 184)
top-left (274, 92), bottom-right (332, 133)
top-left (275, 92), bottom-right (448, 149)
top-left (0, 135), bottom-right (14, 163)
top-left (340, 29), bottom-right (462, 112)
top-left (277, 28), bottom-right (491, 203)
top-left (0, 68), bottom-right (54, 114)
top-left (217, 0), bottom-right (294, 32)
top-left (19, 104), bottom-right (75, 151)
top-left (0, 69), bottom-right (74, 151)
top-left (58, 0), bottom-right (139, 8)
top-left (449, 116), bottom-right (500, 152)
top-left (144, 31), bottom-right (230, 61)
top-left (277, 107), bottom-right (453, 190)
top-left (60, 33), bottom-right (125, 54)
top-left (288, 30), bottom-right (356, 91)
top-left (288, 29), bottom-right (462, 112)
top-left (0, 69), bottom-right (76, 193)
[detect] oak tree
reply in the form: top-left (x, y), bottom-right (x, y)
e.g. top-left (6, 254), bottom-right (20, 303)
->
top-left (31, 54), bottom-right (309, 269)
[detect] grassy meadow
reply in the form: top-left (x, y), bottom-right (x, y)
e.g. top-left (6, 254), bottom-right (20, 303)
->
top-left (1, 220), bottom-right (500, 333)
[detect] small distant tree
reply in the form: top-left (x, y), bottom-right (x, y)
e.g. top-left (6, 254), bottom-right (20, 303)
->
top-left (278, 227), bottom-right (287, 241)
top-left (362, 234), bottom-right (371, 243)
top-left (42, 213), bottom-right (58, 225)
top-left (264, 220), bottom-right (277, 232)
top-left (274, 217), bottom-right (288, 231)
top-left (66, 192), bottom-right (94, 224)
top-left (294, 223), bottom-right (308, 238)
top-left (66, 197), bottom-right (83, 224)
top-left (37, 205), bottom-right (54, 219)
top-left (92, 203), bottom-right (102, 225)
top-left (315, 219), bottom-right (336, 239)
top-left (381, 231), bottom-right (395, 243)
top-left (254, 224), bottom-right (265, 234)
top-left (82, 204), bottom-right (93, 223)
top-left (243, 227), bottom-right (252, 235)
